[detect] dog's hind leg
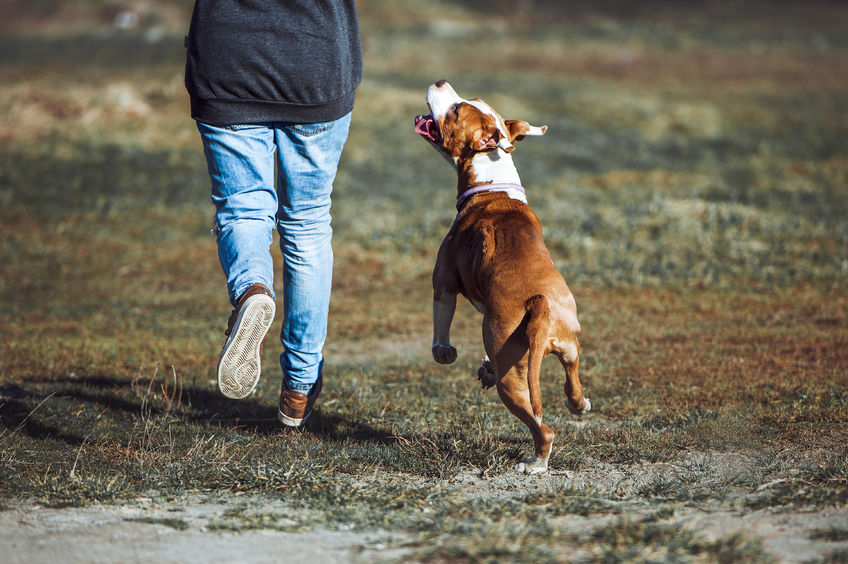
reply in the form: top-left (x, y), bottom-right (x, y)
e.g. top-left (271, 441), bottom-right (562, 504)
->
top-left (496, 363), bottom-right (555, 475)
top-left (555, 339), bottom-right (591, 415)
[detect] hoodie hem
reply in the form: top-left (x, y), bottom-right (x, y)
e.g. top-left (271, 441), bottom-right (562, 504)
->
top-left (190, 91), bottom-right (356, 126)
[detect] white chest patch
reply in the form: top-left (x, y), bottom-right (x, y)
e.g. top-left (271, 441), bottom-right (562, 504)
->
top-left (469, 152), bottom-right (523, 188)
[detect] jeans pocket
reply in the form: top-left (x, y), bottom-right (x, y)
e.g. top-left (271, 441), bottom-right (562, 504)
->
top-left (289, 121), bottom-right (336, 137)
top-left (222, 123), bottom-right (263, 132)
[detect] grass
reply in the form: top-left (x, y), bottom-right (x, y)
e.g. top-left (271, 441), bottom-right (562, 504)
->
top-left (587, 517), bottom-right (773, 563)
top-left (1, 0), bottom-right (848, 561)
top-left (810, 527), bottom-right (848, 542)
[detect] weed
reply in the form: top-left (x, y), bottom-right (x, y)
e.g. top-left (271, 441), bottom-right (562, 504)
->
top-left (125, 516), bottom-right (189, 531)
top-left (803, 457), bottom-right (848, 488)
top-left (523, 485), bottom-right (624, 517)
top-left (809, 527), bottom-right (848, 542)
top-left (206, 505), bottom-right (303, 533)
top-left (745, 484), bottom-right (848, 512)
top-left (822, 548), bottom-right (848, 564)
top-left (589, 516), bottom-right (774, 563)
top-left (637, 475), bottom-right (688, 501)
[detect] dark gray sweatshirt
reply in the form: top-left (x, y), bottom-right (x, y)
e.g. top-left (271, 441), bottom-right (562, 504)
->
top-left (185, 0), bottom-right (362, 125)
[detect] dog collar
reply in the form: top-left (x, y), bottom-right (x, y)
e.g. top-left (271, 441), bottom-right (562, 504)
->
top-left (456, 183), bottom-right (526, 211)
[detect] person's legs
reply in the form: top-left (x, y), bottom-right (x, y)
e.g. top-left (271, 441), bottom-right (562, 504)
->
top-left (197, 122), bottom-right (278, 398)
top-left (274, 113), bottom-right (351, 397)
top-left (198, 122), bottom-right (278, 304)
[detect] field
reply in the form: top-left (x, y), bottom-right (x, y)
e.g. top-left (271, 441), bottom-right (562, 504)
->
top-left (1, 0), bottom-right (847, 561)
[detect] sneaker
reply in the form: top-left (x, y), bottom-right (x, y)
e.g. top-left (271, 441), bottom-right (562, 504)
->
top-left (217, 283), bottom-right (275, 399)
top-left (278, 375), bottom-right (322, 427)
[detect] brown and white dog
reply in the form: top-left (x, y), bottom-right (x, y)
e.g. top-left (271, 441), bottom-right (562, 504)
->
top-left (414, 80), bottom-right (591, 474)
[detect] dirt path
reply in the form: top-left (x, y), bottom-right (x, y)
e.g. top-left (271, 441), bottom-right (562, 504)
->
top-left (0, 498), bottom-right (405, 564)
top-left (3, 458), bottom-right (846, 564)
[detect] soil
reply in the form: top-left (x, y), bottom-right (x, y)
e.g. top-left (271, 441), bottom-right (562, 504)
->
top-left (0, 497), bottom-right (407, 564)
top-left (3, 453), bottom-right (846, 563)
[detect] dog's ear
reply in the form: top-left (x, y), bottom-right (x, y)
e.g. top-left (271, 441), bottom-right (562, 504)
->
top-left (505, 120), bottom-right (548, 143)
top-left (471, 122), bottom-right (506, 152)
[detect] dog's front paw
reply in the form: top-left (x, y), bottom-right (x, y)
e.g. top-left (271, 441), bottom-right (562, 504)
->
top-left (477, 357), bottom-right (496, 389)
top-left (515, 455), bottom-right (548, 475)
top-left (432, 344), bottom-right (457, 364)
top-left (566, 396), bottom-right (591, 416)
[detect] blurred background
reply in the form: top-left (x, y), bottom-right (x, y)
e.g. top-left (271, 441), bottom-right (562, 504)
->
top-left (1, 0), bottom-right (846, 372)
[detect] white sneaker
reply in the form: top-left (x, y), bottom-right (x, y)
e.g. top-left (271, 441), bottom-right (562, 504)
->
top-left (217, 284), bottom-right (275, 399)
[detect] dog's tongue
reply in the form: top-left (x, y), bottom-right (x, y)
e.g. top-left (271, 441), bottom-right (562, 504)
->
top-left (414, 115), bottom-right (440, 143)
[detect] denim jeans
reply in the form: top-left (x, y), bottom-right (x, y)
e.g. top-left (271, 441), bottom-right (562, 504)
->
top-left (197, 113), bottom-right (351, 392)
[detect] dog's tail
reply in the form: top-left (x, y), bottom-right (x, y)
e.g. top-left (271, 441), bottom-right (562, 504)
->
top-left (525, 295), bottom-right (551, 420)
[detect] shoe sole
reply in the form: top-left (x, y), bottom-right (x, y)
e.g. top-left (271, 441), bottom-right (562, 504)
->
top-left (277, 408), bottom-right (311, 427)
top-left (217, 294), bottom-right (275, 399)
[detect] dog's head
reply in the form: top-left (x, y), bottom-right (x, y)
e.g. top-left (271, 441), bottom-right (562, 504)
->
top-left (414, 80), bottom-right (547, 166)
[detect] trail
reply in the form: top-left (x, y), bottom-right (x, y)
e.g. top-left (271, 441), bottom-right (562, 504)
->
top-left (4, 453), bottom-right (847, 564)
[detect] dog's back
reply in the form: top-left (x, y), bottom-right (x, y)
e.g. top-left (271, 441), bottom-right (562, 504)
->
top-left (443, 193), bottom-right (574, 321)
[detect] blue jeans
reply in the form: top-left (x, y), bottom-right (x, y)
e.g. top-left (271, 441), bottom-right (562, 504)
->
top-left (197, 113), bottom-right (351, 392)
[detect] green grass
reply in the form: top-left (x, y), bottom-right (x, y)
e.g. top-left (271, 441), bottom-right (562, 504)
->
top-left (1, 0), bottom-right (848, 561)
top-left (810, 527), bottom-right (848, 542)
top-left (587, 517), bottom-right (774, 563)
top-left (125, 515), bottom-right (190, 531)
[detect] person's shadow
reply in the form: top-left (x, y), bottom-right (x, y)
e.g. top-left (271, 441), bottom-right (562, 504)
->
top-left (180, 383), bottom-right (395, 444)
top-left (0, 375), bottom-right (396, 447)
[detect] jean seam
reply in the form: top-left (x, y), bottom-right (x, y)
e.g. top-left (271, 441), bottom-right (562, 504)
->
top-left (288, 122), bottom-right (335, 137)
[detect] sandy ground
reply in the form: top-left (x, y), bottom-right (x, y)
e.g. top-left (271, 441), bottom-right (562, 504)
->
top-left (3, 457), bottom-right (847, 564)
top-left (0, 497), bottom-right (406, 564)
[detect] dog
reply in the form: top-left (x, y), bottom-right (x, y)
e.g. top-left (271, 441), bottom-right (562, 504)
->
top-left (414, 80), bottom-right (591, 474)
